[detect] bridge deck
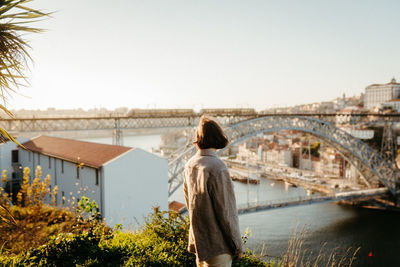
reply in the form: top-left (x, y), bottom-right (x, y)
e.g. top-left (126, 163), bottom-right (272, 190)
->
top-left (2, 112), bottom-right (400, 133)
top-left (177, 188), bottom-right (389, 215)
top-left (237, 188), bottom-right (388, 214)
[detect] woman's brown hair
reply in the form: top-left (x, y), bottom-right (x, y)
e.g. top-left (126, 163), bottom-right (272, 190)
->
top-left (194, 116), bottom-right (229, 149)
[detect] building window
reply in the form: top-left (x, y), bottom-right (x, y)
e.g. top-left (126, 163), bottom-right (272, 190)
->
top-left (76, 167), bottom-right (80, 179)
top-left (11, 150), bottom-right (19, 163)
top-left (95, 170), bottom-right (99, 185)
top-left (61, 160), bottom-right (64, 173)
top-left (49, 157), bottom-right (51, 169)
top-left (62, 191), bottom-right (65, 205)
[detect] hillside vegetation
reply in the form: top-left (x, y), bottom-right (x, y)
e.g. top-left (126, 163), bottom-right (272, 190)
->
top-left (0, 166), bottom-right (358, 266)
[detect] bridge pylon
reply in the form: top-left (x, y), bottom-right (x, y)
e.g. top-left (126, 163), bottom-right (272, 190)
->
top-left (381, 122), bottom-right (397, 168)
top-left (112, 118), bottom-right (123, 146)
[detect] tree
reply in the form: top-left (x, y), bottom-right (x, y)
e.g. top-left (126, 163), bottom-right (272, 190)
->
top-left (0, 0), bottom-right (49, 143)
top-left (302, 141), bottom-right (320, 158)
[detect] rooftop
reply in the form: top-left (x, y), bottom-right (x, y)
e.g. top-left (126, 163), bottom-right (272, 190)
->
top-left (367, 78), bottom-right (400, 88)
top-left (22, 135), bottom-right (132, 168)
top-left (169, 201), bottom-right (185, 213)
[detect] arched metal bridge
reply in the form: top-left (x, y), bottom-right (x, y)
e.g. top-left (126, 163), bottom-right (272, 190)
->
top-left (168, 116), bottom-right (399, 199)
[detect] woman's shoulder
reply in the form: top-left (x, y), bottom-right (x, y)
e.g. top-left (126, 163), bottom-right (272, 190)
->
top-left (185, 154), bottom-right (198, 169)
top-left (185, 154), bottom-right (227, 171)
top-left (201, 156), bottom-right (228, 174)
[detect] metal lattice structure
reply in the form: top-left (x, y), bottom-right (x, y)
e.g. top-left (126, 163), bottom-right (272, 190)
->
top-left (0, 115), bottom-right (254, 133)
top-left (3, 112), bottom-right (400, 133)
top-left (168, 116), bottom-right (399, 196)
top-left (381, 122), bottom-right (397, 165)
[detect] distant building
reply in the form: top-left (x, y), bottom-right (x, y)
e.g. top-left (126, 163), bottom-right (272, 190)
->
top-left (340, 127), bottom-right (374, 140)
top-left (263, 145), bottom-right (293, 167)
top-left (299, 154), bottom-right (320, 172)
top-left (3, 136), bottom-right (168, 227)
top-left (382, 99), bottom-right (400, 112)
top-left (335, 106), bottom-right (362, 124)
top-left (321, 153), bottom-right (344, 177)
top-left (364, 78), bottom-right (400, 109)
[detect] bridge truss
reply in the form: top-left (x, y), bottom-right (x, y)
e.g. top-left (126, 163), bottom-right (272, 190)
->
top-left (0, 115), bottom-right (256, 132)
top-left (168, 116), bottom-right (399, 197)
top-left (3, 112), bottom-right (400, 133)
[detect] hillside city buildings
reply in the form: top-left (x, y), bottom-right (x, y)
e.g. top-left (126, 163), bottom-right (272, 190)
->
top-left (4, 77), bottom-right (399, 119)
top-left (235, 133), bottom-right (349, 178)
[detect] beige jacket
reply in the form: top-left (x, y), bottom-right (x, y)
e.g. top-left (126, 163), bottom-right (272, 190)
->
top-left (184, 149), bottom-right (243, 261)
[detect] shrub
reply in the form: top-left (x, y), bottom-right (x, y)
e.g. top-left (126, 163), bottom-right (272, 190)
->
top-left (0, 206), bottom-right (270, 266)
top-left (0, 166), bottom-right (94, 255)
top-left (0, 166), bottom-right (357, 266)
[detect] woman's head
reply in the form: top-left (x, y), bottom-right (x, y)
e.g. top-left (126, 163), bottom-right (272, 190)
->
top-left (194, 116), bottom-right (229, 150)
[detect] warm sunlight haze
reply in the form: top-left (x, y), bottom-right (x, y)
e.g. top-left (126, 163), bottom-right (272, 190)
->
top-left (7, 0), bottom-right (400, 111)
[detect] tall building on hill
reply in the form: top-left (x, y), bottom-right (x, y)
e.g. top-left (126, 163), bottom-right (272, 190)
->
top-left (364, 78), bottom-right (400, 109)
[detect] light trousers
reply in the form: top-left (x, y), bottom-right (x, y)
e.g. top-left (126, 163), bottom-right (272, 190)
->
top-left (196, 253), bottom-right (233, 267)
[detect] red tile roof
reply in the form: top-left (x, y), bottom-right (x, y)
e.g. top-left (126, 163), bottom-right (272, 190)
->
top-left (22, 136), bottom-right (132, 168)
top-left (169, 201), bottom-right (186, 213)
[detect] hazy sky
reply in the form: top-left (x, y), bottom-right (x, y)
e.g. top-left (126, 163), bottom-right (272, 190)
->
top-left (7, 0), bottom-right (400, 111)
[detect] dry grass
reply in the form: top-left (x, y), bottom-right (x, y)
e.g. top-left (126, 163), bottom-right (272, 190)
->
top-left (0, 205), bottom-right (92, 255)
top-left (0, 166), bottom-right (361, 265)
top-left (0, 166), bottom-right (94, 255)
top-left (282, 224), bottom-right (360, 267)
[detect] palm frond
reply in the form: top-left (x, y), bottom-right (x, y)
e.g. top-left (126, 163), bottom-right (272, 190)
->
top-left (0, 0), bottom-right (48, 99)
top-left (0, 0), bottom-right (49, 145)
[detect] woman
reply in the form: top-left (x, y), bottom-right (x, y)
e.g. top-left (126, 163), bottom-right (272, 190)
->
top-left (184, 116), bottom-right (243, 267)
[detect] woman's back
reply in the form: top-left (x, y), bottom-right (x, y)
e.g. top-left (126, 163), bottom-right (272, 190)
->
top-left (184, 149), bottom-right (242, 262)
top-left (183, 116), bottom-right (243, 266)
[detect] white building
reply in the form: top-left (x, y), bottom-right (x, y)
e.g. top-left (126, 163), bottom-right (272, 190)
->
top-left (237, 142), bottom-right (257, 162)
top-left (364, 78), bottom-right (400, 109)
top-left (0, 138), bottom-right (29, 181)
top-left (7, 135), bottom-right (167, 228)
top-left (335, 106), bottom-right (362, 125)
top-left (382, 99), bottom-right (400, 112)
top-left (265, 147), bottom-right (293, 167)
top-left (340, 127), bottom-right (374, 140)
top-left (0, 138), bottom-right (30, 201)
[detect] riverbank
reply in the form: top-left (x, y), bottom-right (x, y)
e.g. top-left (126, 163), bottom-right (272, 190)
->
top-left (225, 158), bottom-right (400, 212)
top-left (225, 159), bottom-right (336, 195)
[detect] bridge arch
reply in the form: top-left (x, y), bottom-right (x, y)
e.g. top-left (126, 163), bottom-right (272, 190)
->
top-left (168, 116), bottom-right (398, 196)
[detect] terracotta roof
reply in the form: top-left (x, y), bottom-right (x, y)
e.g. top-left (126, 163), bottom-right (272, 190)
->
top-left (169, 201), bottom-right (186, 213)
top-left (267, 142), bottom-right (277, 150)
top-left (22, 135), bottom-right (132, 168)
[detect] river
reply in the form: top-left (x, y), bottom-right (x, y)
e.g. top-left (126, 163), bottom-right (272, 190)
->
top-left (82, 134), bottom-right (400, 266)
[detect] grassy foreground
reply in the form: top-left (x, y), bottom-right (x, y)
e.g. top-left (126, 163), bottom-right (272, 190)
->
top-left (0, 167), bottom-right (269, 266)
top-left (0, 167), bottom-right (358, 266)
top-left (0, 205), bottom-right (268, 266)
